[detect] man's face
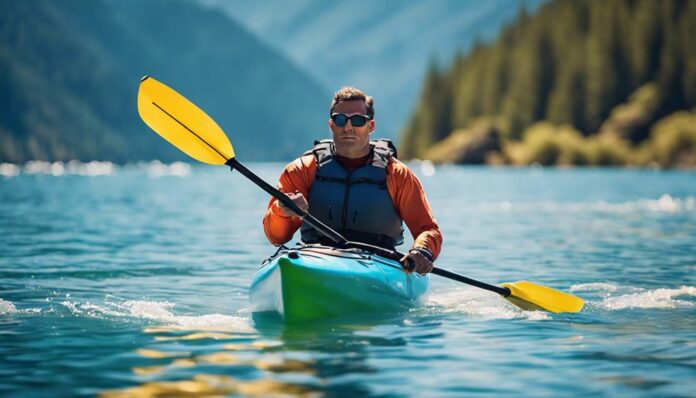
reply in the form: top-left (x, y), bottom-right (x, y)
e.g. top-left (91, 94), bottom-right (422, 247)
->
top-left (329, 100), bottom-right (375, 158)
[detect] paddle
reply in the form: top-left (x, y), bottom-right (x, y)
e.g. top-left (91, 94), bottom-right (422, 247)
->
top-left (137, 76), bottom-right (584, 314)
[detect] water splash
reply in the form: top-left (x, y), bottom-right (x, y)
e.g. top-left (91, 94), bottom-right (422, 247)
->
top-left (0, 163), bottom-right (20, 178)
top-left (419, 160), bottom-right (436, 177)
top-left (570, 283), bottom-right (696, 310)
top-left (1, 160), bottom-right (191, 178)
top-left (473, 194), bottom-right (696, 214)
top-left (136, 160), bottom-right (191, 178)
top-left (428, 288), bottom-right (550, 320)
top-left (599, 286), bottom-right (696, 310)
top-left (592, 194), bottom-right (695, 214)
top-left (23, 160), bottom-right (115, 176)
top-left (0, 299), bottom-right (17, 315)
top-left (58, 299), bottom-right (255, 333)
top-left (430, 284), bottom-right (696, 316)
top-left (570, 283), bottom-right (619, 293)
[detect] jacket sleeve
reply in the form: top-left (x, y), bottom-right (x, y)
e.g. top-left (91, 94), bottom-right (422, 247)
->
top-left (262, 156), bottom-right (315, 245)
top-left (387, 160), bottom-right (443, 260)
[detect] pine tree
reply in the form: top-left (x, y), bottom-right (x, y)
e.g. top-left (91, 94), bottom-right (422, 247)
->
top-left (401, 0), bottom-right (696, 159)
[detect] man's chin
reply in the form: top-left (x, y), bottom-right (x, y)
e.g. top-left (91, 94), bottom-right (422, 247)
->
top-left (335, 142), bottom-right (370, 157)
top-left (335, 139), bottom-right (358, 150)
top-left (335, 140), bottom-right (358, 150)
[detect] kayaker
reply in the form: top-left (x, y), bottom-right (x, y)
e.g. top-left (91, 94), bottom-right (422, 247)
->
top-left (263, 87), bottom-right (442, 274)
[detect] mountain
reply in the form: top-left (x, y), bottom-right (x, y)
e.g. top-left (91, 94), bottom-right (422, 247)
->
top-left (401, 0), bottom-right (696, 168)
top-left (0, 0), bottom-right (329, 163)
top-left (202, 0), bottom-right (544, 139)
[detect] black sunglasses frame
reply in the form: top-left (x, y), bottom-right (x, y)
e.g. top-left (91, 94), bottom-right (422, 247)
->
top-left (331, 113), bottom-right (372, 128)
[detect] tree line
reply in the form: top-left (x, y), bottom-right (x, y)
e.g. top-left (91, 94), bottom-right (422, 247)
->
top-left (401, 0), bottom-right (696, 168)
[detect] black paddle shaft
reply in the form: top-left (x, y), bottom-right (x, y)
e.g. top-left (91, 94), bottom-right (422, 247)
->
top-left (226, 158), bottom-right (346, 244)
top-left (225, 157), bottom-right (512, 298)
top-left (432, 268), bottom-right (510, 296)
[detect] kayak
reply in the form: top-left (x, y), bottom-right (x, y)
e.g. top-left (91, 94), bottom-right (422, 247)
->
top-left (249, 245), bottom-right (429, 323)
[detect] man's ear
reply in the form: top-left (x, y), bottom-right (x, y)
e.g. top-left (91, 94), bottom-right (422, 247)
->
top-left (369, 119), bottom-right (376, 134)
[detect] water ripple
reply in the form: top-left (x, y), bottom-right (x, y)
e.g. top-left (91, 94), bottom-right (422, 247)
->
top-left (2, 166), bottom-right (695, 397)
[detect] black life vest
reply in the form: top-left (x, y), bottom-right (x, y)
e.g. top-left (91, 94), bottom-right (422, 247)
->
top-left (300, 139), bottom-right (404, 250)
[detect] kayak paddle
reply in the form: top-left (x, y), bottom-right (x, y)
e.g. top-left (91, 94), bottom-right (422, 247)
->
top-left (137, 76), bottom-right (584, 314)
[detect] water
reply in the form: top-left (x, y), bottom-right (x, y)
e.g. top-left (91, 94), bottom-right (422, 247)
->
top-left (1, 162), bottom-right (695, 397)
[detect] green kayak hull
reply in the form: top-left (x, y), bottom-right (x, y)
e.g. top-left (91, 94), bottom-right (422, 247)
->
top-left (249, 246), bottom-right (429, 323)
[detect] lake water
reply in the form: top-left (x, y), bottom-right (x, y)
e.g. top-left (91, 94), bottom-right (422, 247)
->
top-left (1, 162), bottom-right (695, 397)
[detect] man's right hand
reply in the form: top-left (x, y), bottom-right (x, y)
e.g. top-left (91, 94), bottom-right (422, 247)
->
top-left (277, 192), bottom-right (308, 217)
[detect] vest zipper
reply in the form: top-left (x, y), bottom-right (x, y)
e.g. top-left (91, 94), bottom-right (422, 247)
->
top-left (340, 170), bottom-right (353, 229)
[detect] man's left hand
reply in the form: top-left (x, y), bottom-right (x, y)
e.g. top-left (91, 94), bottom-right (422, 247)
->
top-left (400, 250), bottom-right (433, 275)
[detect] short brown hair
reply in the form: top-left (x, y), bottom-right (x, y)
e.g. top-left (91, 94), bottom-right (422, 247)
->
top-left (330, 86), bottom-right (374, 119)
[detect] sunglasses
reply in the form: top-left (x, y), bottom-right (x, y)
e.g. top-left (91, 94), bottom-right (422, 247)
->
top-left (331, 113), bottom-right (372, 128)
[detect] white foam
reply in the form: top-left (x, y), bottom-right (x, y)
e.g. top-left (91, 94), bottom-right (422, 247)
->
top-left (140, 160), bottom-right (191, 178)
top-left (570, 283), bottom-right (619, 292)
top-left (60, 301), bottom-right (82, 314)
top-left (428, 288), bottom-right (550, 320)
top-left (70, 160), bottom-right (115, 176)
top-left (58, 299), bottom-right (254, 333)
top-left (599, 286), bottom-right (696, 310)
top-left (473, 195), bottom-right (695, 214)
top-left (4, 160), bottom-right (196, 177)
top-left (23, 160), bottom-right (50, 174)
top-left (593, 194), bottom-right (695, 214)
top-left (419, 160), bottom-right (436, 177)
top-left (125, 300), bottom-right (255, 332)
top-left (20, 160), bottom-right (115, 176)
top-left (0, 299), bottom-right (18, 315)
top-left (646, 194), bottom-right (685, 213)
top-left (0, 163), bottom-right (20, 178)
top-left (123, 300), bottom-right (177, 319)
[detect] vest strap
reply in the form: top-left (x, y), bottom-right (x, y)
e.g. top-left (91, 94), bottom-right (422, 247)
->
top-left (303, 229), bottom-right (399, 251)
top-left (371, 140), bottom-right (396, 169)
top-left (305, 139), bottom-right (397, 169)
top-left (315, 175), bottom-right (387, 189)
top-left (303, 139), bottom-right (334, 167)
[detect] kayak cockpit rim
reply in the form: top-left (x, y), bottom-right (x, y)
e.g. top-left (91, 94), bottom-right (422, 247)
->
top-left (259, 244), bottom-right (405, 271)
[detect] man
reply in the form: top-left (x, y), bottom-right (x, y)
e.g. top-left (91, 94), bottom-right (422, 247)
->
top-left (263, 87), bottom-right (442, 274)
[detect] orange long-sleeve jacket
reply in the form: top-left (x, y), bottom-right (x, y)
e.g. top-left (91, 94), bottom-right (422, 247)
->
top-left (262, 154), bottom-right (443, 260)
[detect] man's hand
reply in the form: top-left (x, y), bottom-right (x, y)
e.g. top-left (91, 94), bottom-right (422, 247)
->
top-left (277, 192), bottom-right (308, 217)
top-left (400, 249), bottom-right (433, 275)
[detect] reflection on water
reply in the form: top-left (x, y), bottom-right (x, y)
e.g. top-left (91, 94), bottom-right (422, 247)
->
top-left (2, 165), bottom-right (695, 397)
top-left (100, 374), bottom-right (318, 397)
top-left (102, 322), bottom-right (319, 397)
top-left (102, 317), bottom-right (410, 397)
top-left (596, 375), bottom-right (671, 390)
top-left (99, 309), bottom-right (445, 398)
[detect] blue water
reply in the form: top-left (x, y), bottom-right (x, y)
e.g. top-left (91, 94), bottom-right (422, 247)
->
top-left (1, 162), bottom-right (695, 397)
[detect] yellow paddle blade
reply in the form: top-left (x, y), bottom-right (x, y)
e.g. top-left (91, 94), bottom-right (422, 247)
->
top-left (501, 281), bottom-right (584, 313)
top-left (137, 76), bottom-right (234, 165)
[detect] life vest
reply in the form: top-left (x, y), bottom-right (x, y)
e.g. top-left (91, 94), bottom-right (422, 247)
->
top-left (300, 139), bottom-right (404, 250)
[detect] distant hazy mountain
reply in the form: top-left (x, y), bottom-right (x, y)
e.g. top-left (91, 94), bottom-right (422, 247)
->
top-left (0, 0), bottom-right (328, 162)
top-left (202, 0), bottom-right (544, 138)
